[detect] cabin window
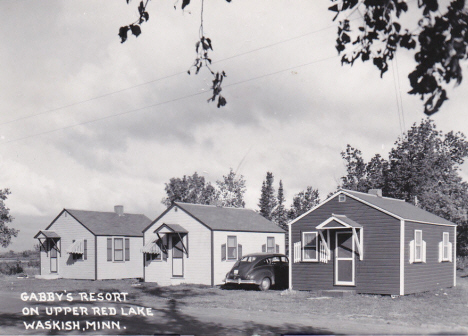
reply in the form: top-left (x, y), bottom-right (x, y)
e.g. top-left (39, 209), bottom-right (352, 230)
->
top-left (227, 236), bottom-right (237, 260)
top-left (439, 232), bottom-right (453, 262)
top-left (409, 230), bottom-right (426, 264)
top-left (267, 237), bottom-right (275, 253)
top-left (114, 238), bottom-right (124, 261)
top-left (443, 232), bottom-right (449, 261)
top-left (125, 238), bottom-right (130, 261)
top-left (339, 194), bottom-right (346, 202)
top-left (302, 232), bottom-right (318, 262)
top-left (414, 230), bottom-right (422, 262)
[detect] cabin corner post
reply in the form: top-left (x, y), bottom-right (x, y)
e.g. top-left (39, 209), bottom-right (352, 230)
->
top-left (94, 236), bottom-right (98, 280)
top-left (400, 219), bottom-right (405, 296)
top-left (211, 230), bottom-right (214, 287)
top-left (454, 225), bottom-right (457, 287)
top-left (288, 224), bottom-right (292, 290)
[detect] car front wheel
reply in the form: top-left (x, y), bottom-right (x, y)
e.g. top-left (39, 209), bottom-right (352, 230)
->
top-left (259, 277), bottom-right (271, 291)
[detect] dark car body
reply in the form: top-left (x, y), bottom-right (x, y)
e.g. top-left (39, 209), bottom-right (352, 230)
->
top-left (224, 253), bottom-right (289, 290)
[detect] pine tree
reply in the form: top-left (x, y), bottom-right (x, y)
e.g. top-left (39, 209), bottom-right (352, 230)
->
top-left (258, 172), bottom-right (277, 221)
top-left (272, 180), bottom-right (288, 230)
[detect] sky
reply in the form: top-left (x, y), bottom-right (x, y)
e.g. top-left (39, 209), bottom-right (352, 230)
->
top-left (1, 0), bottom-right (468, 252)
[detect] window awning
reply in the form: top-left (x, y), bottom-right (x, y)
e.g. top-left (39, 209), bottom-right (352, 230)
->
top-left (66, 240), bottom-right (84, 254)
top-left (141, 241), bottom-right (162, 254)
top-left (34, 230), bottom-right (61, 239)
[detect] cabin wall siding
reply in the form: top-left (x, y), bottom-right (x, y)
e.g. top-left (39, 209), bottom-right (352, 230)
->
top-left (96, 236), bottom-right (143, 280)
top-left (291, 195), bottom-right (401, 295)
top-left (41, 213), bottom-right (95, 279)
top-left (143, 207), bottom-right (212, 286)
top-left (404, 221), bottom-right (455, 294)
top-left (213, 231), bottom-right (285, 285)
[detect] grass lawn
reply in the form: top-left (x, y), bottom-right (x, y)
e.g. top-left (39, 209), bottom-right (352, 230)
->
top-left (1, 271), bottom-right (467, 334)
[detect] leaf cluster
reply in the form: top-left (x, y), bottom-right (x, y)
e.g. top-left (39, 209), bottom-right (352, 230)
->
top-left (0, 188), bottom-right (18, 248)
top-left (119, 0), bottom-right (150, 43)
top-left (161, 169), bottom-right (246, 208)
top-left (330, 0), bottom-right (468, 115)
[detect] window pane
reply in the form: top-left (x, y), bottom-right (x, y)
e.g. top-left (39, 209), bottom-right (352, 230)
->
top-left (115, 238), bottom-right (123, 249)
top-left (415, 246), bottom-right (421, 260)
top-left (228, 247), bottom-right (236, 259)
top-left (267, 237), bottom-right (275, 252)
top-left (227, 236), bottom-right (236, 247)
top-left (304, 233), bottom-right (317, 247)
top-left (304, 248), bottom-right (316, 260)
top-left (415, 231), bottom-right (422, 244)
top-left (114, 250), bottom-right (123, 261)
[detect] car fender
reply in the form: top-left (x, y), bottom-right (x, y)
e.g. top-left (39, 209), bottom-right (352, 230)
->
top-left (251, 269), bottom-right (275, 285)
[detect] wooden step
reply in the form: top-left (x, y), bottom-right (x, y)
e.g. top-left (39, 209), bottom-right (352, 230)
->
top-left (316, 289), bottom-right (356, 297)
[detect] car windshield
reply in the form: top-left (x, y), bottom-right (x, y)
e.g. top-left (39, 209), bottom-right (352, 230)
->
top-left (240, 256), bottom-right (258, 262)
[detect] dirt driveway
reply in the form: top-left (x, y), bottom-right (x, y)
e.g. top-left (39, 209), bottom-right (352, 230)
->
top-left (1, 275), bottom-right (467, 335)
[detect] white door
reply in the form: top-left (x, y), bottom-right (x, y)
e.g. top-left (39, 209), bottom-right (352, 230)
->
top-left (335, 231), bottom-right (354, 286)
top-left (172, 235), bottom-right (184, 277)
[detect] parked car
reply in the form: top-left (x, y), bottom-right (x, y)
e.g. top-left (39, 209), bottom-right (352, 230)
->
top-left (224, 253), bottom-right (289, 291)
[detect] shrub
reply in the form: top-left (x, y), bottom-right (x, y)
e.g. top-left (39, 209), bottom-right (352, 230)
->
top-left (27, 259), bottom-right (40, 268)
top-left (0, 261), bottom-right (24, 275)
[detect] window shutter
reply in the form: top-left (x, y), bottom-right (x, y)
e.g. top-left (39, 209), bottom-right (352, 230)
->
top-left (107, 238), bottom-right (112, 261)
top-left (293, 242), bottom-right (301, 263)
top-left (276, 244), bottom-right (280, 253)
top-left (409, 240), bottom-right (414, 264)
top-left (125, 238), bottom-right (130, 261)
top-left (438, 242), bottom-right (443, 262)
top-left (448, 242), bottom-right (453, 262)
top-left (84, 240), bottom-right (87, 260)
top-left (262, 244), bottom-right (266, 253)
top-left (221, 244), bottom-right (226, 261)
top-left (422, 240), bottom-right (427, 263)
top-left (238, 244), bottom-right (242, 260)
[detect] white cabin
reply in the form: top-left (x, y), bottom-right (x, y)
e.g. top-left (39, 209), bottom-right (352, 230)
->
top-left (34, 206), bottom-right (151, 280)
top-left (143, 202), bottom-right (286, 286)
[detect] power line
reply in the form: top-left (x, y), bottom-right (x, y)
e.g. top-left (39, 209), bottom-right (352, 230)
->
top-left (0, 23), bottom-right (340, 128)
top-left (0, 55), bottom-right (338, 146)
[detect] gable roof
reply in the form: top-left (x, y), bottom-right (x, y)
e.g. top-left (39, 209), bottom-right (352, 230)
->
top-left (49, 209), bottom-right (152, 236)
top-left (342, 190), bottom-right (455, 226)
top-left (157, 202), bottom-right (285, 233)
top-left (289, 189), bottom-right (456, 227)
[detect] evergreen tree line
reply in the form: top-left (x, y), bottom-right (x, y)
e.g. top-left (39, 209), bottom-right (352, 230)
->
top-left (161, 168), bottom-right (321, 232)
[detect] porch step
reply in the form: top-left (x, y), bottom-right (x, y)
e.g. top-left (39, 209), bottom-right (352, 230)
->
top-left (316, 289), bottom-right (356, 298)
top-left (35, 274), bottom-right (62, 280)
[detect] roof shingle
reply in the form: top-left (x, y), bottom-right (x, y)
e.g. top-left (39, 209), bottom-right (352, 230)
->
top-left (66, 209), bottom-right (151, 236)
top-left (175, 202), bottom-right (285, 233)
top-left (342, 189), bottom-right (456, 225)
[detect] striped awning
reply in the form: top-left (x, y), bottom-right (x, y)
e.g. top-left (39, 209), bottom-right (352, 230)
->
top-left (141, 241), bottom-right (162, 254)
top-left (66, 240), bottom-right (84, 254)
